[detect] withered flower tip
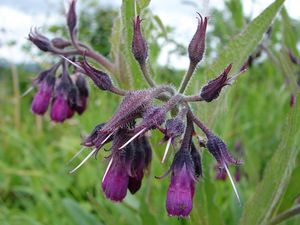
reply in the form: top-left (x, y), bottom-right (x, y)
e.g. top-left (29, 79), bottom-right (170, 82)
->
top-left (28, 28), bottom-right (52, 52)
top-left (132, 15), bottom-right (148, 65)
top-left (200, 63), bottom-right (232, 102)
top-left (67, 0), bottom-right (77, 35)
top-left (188, 13), bottom-right (208, 65)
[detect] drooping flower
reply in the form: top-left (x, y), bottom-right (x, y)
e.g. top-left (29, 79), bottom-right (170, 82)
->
top-left (31, 73), bottom-right (55, 115)
top-left (128, 135), bottom-right (152, 194)
top-left (75, 74), bottom-right (89, 114)
top-left (166, 150), bottom-right (196, 217)
top-left (50, 68), bottom-right (75, 122)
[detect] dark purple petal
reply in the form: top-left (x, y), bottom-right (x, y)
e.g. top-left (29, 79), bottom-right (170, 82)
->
top-left (50, 94), bottom-right (70, 122)
top-left (102, 160), bottom-right (129, 202)
top-left (166, 164), bottom-right (195, 217)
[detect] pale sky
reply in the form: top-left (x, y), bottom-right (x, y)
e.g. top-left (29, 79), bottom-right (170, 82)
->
top-left (0, 0), bottom-right (299, 68)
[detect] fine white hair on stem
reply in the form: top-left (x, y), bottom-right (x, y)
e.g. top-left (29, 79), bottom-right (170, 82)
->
top-left (224, 163), bottom-right (241, 204)
top-left (101, 132), bottom-right (113, 145)
top-left (21, 86), bottom-right (34, 97)
top-left (67, 146), bottom-right (86, 165)
top-left (102, 157), bottom-right (113, 183)
top-left (69, 148), bottom-right (97, 173)
top-left (119, 128), bottom-right (146, 150)
top-left (162, 138), bottom-right (172, 163)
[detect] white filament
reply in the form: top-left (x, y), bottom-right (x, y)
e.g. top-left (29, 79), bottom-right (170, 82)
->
top-left (162, 138), bottom-right (172, 163)
top-left (101, 132), bottom-right (113, 145)
top-left (69, 148), bottom-right (97, 173)
top-left (59, 55), bottom-right (83, 70)
top-left (21, 86), bottom-right (34, 97)
top-left (68, 146), bottom-right (86, 164)
top-left (102, 157), bottom-right (114, 183)
top-left (119, 128), bottom-right (146, 150)
top-left (224, 163), bottom-right (241, 204)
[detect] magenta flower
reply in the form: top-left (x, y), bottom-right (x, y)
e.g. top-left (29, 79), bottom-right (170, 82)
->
top-left (166, 150), bottom-right (195, 217)
top-left (31, 75), bottom-right (55, 115)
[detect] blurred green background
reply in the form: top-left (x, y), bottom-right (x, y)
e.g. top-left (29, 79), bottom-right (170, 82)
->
top-left (0, 0), bottom-right (300, 224)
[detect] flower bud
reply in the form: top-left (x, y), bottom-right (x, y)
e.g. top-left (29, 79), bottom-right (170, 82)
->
top-left (67, 0), bottom-right (77, 35)
top-left (200, 64), bottom-right (232, 102)
top-left (191, 142), bottom-right (202, 178)
top-left (188, 14), bottom-right (208, 65)
top-left (163, 117), bottom-right (185, 141)
top-left (132, 16), bottom-right (148, 65)
top-left (75, 75), bottom-right (89, 114)
top-left (80, 58), bottom-right (112, 91)
top-left (206, 133), bottom-right (239, 166)
top-left (51, 37), bottom-right (70, 49)
top-left (28, 28), bottom-right (52, 52)
top-left (100, 90), bottom-right (155, 134)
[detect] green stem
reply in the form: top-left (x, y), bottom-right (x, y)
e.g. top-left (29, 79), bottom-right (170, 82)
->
top-left (140, 62), bottom-right (156, 87)
top-left (269, 205), bottom-right (300, 225)
top-left (178, 62), bottom-right (197, 93)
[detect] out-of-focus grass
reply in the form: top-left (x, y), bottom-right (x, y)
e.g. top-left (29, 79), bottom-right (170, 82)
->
top-left (0, 56), bottom-right (299, 225)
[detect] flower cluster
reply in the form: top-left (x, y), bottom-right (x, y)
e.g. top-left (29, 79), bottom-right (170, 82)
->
top-left (30, 59), bottom-right (89, 123)
top-left (28, 0), bottom-right (245, 218)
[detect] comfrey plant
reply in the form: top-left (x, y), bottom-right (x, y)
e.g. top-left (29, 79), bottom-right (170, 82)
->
top-left (28, 0), bottom-right (245, 217)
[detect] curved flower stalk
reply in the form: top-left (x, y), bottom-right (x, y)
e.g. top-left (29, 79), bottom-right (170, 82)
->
top-left (28, 0), bottom-right (246, 218)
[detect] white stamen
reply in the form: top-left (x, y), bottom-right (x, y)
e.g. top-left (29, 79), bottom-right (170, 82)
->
top-left (162, 138), bottom-right (172, 163)
top-left (119, 128), bottom-right (146, 150)
top-left (224, 163), bottom-right (241, 204)
top-left (21, 86), bottom-right (34, 97)
top-left (67, 146), bottom-right (86, 165)
top-left (102, 157), bottom-right (113, 183)
top-left (101, 132), bottom-right (113, 145)
top-left (69, 148), bottom-right (97, 173)
top-left (227, 69), bottom-right (247, 85)
top-left (59, 55), bottom-right (83, 70)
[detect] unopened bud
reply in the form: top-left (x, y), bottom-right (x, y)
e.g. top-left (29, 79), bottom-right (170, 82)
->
top-left (132, 16), bottom-right (148, 65)
top-left (188, 14), bottom-right (208, 65)
top-left (28, 28), bottom-right (52, 52)
top-left (200, 64), bottom-right (232, 102)
top-left (67, 0), bottom-right (77, 34)
top-left (51, 37), bottom-right (70, 49)
top-left (80, 58), bottom-right (112, 91)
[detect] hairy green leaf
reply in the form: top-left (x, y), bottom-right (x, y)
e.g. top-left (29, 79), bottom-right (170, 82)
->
top-left (205, 0), bottom-right (285, 77)
top-left (240, 98), bottom-right (300, 225)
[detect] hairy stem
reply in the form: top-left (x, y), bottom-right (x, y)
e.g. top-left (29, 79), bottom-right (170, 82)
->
top-left (178, 62), bottom-right (197, 93)
top-left (110, 86), bottom-right (127, 96)
top-left (184, 95), bottom-right (203, 102)
top-left (140, 62), bottom-right (156, 87)
top-left (189, 109), bottom-right (211, 136)
top-left (269, 205), bottom-right (300, 225)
